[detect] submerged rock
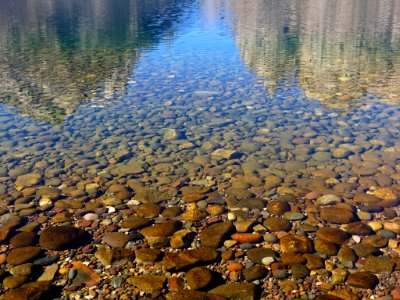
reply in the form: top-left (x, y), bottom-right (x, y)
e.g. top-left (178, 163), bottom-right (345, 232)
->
top-left (39, 226), bottom-right (88, 250)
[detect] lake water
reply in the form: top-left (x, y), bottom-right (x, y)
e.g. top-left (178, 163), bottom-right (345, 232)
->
top-left (1, 0), bottom-right (400, 299)
top-left (0, 0), bottom-right (399, 194)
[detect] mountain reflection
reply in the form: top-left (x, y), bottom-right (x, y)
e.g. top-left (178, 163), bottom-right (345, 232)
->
top-left (229, 0), bottom-right (400, 108)
top-left (0, 0), bottom-right (185, 123)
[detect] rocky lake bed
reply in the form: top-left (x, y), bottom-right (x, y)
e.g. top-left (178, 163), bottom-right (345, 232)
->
top-left (0, 147), bottom-right (399, 299)
top-left (1, 0), bottom-right (400, 299)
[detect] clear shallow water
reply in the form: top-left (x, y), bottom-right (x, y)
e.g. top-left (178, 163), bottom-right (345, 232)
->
top-left (0, 0), bottom-right (400, 193)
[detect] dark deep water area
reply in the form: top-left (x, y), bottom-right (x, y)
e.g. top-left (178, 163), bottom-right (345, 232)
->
top-left (0, 1), bottom-right (400, 299)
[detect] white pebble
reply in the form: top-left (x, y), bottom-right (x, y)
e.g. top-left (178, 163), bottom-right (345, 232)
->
top-left (108, 207), bottom-right (116, 213)
top-left (83, 213), bottom-right (98, 221)
top-left (261, 256), bottom-right (275, 266)
top-left (127, 200), bottom-right (140, 206)
top-left (352, 235), bottom-right (361, 243)
top-left (227, 213), bottom-right (236, 221)
top-left (39, 198), bottom-right (52, 207)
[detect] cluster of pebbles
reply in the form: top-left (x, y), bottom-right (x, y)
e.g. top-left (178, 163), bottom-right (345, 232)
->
top-left (0, 157), bottom-right (399, 300)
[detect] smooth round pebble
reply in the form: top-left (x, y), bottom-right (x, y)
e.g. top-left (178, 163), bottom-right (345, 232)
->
top-left (262, 256), bottom-right (275, 266)
top-left (83, 213), bottom-right (98, 221)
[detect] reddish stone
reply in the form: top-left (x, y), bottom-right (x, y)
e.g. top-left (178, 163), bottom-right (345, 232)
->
top-left (305, 192), bottom-right (322, 200)
top-left (227, 261), bottom-right (244, 271)
top-left (81, 220), bottom-right (92, 228)
top-left (231, 233), bottom-right (261, 244)
top-left (82, 245), bottom-right (94, 254)
top-left (109, 267), bottom-right (118, 275)
top-left (271, 262), bottom-right (286, 272)
top-left (120, 209), bottom-right (134, 215)
top-left (106, 224), bottom-right (119, 232)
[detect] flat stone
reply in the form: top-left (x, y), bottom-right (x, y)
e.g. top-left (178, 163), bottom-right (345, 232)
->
top-left (363, 235), bottom-right (388, 248)
top-left (164, 128), bottom-right (184, 141)
top-left (182, 208), bottom-right (208, 222)
top-left (127, 275), bottom-right (166, 294)
top-left (0, 214), bottom-right (22, 228)
top-left (280, 235), bottom-right (313, 254)
top-left (314, 238), bottom-right (339, 256)
top-left (283, 212), bottom-right (305, 220)
top-left (353, 244), bottom-right (379, 258)
top-left (10, 263), bottom-right (33, 276)
top-left (162, 207), bottom-right (182, 218)
top-left (345, 222), bottom-right (373, 235)
top-left (200, 222), bottom-right (234, 248)
top-left (15, 173), bottom-right (41, 188)
top-left (364, 256), bottom-right (395, 273)
top-left (247, 248), bottom-right (277, 264)
top-left (316, 195), bottom-right (341, 206)
top-left (338, 246), bottom-right (357, 264)
top-left (2, 281), bottom-right (51, 300)
top-left (237, 199), bottom-right (265, 210)
top-left (353, 193), bottom-right (382, 204)
top-left (371, 187), bottom-right (398, 200)
top-left (7, 247), bottom-right (42, 265)
top-left (135, 248), bottom-right (162, 265)
top-left (281, 253), bottom-right (306, 265)
top-left (267, 201), bottom-right (290, 215)
top-left (243, 265), bottom-right (266, 281)
top-left (135, 203), bottom-right (161, 218)
top-left (211, 149), bottom-right (240, 160)
top-left (383, 221), bottom-right (400, 233)
top-left (140, 220), bottom-right (181, 237)
top-left (102, 232), bottom-right (130, 248)
top-left (316, 228), bottom-right (348, 245)
top-left (10, 232), bottom-right (37, 248)
top-left (303, 254), bottom-right (325, 270)
top-left (186, 267), bottom-right (213, 290)
top-left (291, 264), bottom-right (309, 279)
top-left (121, 217), bottom-right (151, 229)
top-left (264, 175), bottom-right (283, 190)
top-left (234, 220), bottom-right (256, 233)
top-left (3, 276), bottom-right (30, 289)
top-left (39, 226), bottom-right (87, 250)
top-left (209, 283), bottom-right (257, 300)
top-left (96, 247), bottom-right (135, 266)
top-left (347, 271), bottom-right (378, 289)
top-left (133, 188), bottom-right (172, 203)
top-left (320, 206), bottom-right (356, 224)
top-left (279, 280), bottom-right (298, 292)
top-left (52, 211), bottom-right (73, 223)
top-left (284, 161), bottom-right (306, 172)
top-left (36, 187), bottom-right (60, 199)
top-left (163, 248), bottom-right (218, 271)
top-left (170, 230), bottom-right (194, 249)
top-left (263, 217), bottom-right (292, 232)
top-left (38, 263), bottom-right (59, 281)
